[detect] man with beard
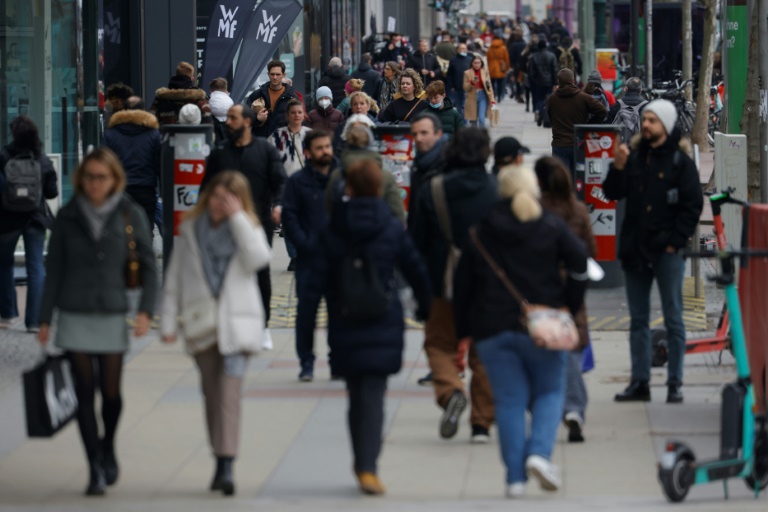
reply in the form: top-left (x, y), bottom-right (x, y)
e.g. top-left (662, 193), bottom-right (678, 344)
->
top-left (603, 99), bottom-right (703, 405)
top-left (281, 130), bottom-right (337, 382)
top-left (247, 60), bottom-right (298, 138)
top-left (203, 104), bottom-right (287, 351)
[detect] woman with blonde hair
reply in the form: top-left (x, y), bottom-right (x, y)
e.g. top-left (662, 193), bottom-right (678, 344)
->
top-left (378, 68), bottom-right (428, 123)
top-left (453, 165), bottom-right (588, 498)
top-left (38, 147), bottom-right (157, 496)
top-left (337, 78), bottom-right (365, 117)
top-left (463, 55), bottom-right (495, 127)
top-left (161, 170), bottom-right (271, 496)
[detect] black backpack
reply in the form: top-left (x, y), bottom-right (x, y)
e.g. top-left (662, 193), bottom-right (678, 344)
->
top-left (338, 242), bottom-right (390, 325)
top-left (2, 152), bottom-right (42, 212)
top-left (612, 99), bottom-right (648, 142)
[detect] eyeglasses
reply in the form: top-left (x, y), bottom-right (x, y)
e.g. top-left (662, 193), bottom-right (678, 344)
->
top-left (83, 173), bottom-right (111, 183)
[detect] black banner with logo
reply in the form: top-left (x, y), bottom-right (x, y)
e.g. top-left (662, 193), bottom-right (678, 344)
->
top-left (200, 0), bottom-right (257, 94)
top-left (230, 0), bottom-right (303, 103)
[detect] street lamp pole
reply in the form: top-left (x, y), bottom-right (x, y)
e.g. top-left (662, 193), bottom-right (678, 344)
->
top-left (630, 0), bottom-right (639, 77)
top-left (595, 0), bottom-right (608, 48)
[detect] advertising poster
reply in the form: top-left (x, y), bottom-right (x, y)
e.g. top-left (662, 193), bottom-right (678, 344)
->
top-left (373, 125), bottom-right (414, 212)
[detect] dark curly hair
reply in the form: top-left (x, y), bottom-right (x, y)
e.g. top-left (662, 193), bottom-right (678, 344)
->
top-left (106, 82), bottom-right (134, 101)
top-left (445, 127), bottom-right (490, 168)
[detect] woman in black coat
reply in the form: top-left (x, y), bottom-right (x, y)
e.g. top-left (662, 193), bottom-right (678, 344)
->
top-left (305, 158), bottom-right (431, 496)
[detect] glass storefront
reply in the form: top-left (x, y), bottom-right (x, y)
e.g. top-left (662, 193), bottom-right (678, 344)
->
top-left (1, 0), bottom-right (99, 202)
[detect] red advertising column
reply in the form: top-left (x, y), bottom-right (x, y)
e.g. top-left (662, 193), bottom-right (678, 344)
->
top-left (574, 124), bottom-right (624, 287)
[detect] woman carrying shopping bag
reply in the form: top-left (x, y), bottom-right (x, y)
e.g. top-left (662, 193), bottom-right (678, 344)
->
top-left (161, 171), bottom-right (271, 496)
top-left (463, 56), bottom-right (495, 127)
top-left (38, 147), bottom-right (157, 496)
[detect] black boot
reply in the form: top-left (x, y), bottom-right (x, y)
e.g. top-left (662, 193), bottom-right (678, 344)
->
top-left (210, 456), bottom-right (235, 496)
top-left (85, 458), bottom-right (107, 496)
top-left (101, 439), bottom-right (119, 486)
top-left (667, 384), bottom-right (684, 404)
top-left (614, 381), bottom-right (651, 402)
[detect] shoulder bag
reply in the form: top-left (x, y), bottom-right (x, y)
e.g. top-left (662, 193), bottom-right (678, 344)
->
top-left (431, 175), bottom-right (461, 299)
top-left (469, 228), bottom-right (578, 351)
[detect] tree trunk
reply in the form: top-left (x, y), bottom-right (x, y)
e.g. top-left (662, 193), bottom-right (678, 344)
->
top-left (682, 0), bottom-right (693, 102)
top-left (692, 0), bottom-right (716, 149)
top-left (741, 5), bottom-right (761, 201)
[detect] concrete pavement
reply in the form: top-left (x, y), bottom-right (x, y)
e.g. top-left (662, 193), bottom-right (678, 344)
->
top-left (0, 98), bottom-right (763, 511)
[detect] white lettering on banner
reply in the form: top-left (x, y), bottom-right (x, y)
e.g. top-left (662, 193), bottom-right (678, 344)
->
top-left (45, 361), bottom-right (78, 429)
top-left (590, 209), bottom-right (616, 237)
top-left (590, 186), bottom-right (610, 204)
top-left (255, 10), bottom-right (282, 44)
top-left (218, 6), bottom-right (239, 39)
top-left (175, 185), bottom-right (200, 211)
top-left (179, 162), bottom-right (205, 175)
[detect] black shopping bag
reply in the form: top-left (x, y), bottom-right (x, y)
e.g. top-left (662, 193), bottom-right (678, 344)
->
top-left (23, 355), bottom-right (78, 437)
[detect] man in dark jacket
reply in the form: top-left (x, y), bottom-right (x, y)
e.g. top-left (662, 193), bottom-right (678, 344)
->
top-left (203, 104), bottom-right (287, 350)
top-left (603, 100), bottom-right (703, 405)
top-left (546, 69), bottom-right (607, 172)
top-left (246, 60), bottom-right (299, 138)
top-left (446, 43), bottom-right (473, 117)
top-left (149, 61), bottom-right (213, 126)
top-left (412, 127), bottom-right (496, 443)
top-left (0, 116), bottom-right (58, 331)
top-left (102, 99), bottom-right (161, 232)
top-left (282, 130), bottom-right (336, 382)
top-left (318, 57), bottom-right (352, 108)
top-left (527, 40), bottom-right (559, 124)
top-left (408, 112), bottom-right (447, 233)
top-left (376, 32), bottom-right (411, 65)
top-left (408, 39), bottom-right (442, 87)
top-left (506, 31), bottom-right (528, 102)
top-left (605, 77), bottom-right (647, 124)
top-left (351, 53), bottom-right (383, 100)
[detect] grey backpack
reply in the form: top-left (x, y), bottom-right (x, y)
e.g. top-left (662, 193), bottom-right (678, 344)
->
top-left (2, 153), bottom-right (42, 212)
top-left (612, 99), bottom-right (648, 142)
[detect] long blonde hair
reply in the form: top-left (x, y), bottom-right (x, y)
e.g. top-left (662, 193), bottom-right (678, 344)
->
top-left (185, 171), bottom-right (260, 225)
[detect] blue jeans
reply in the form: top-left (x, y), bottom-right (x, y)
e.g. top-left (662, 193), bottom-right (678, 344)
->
top-left (449, 90), bottom-right (466, 119)
top-left (0, 224), bottom-right (46, 328)
top-left (564, 349), bottom-right (588, 421)
top-left (476, 330), bottom-right (567, 484)
top-left (472, 90), bottom-right (488, 127)
top-left (552, 146), bottom-right (575, 174)
top-left (624, 253), bottom-right (686, 386)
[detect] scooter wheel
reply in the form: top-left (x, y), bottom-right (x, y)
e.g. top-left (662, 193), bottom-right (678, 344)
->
top-left (660, 454), bottom-right (694, 502)
top-left (651, 329), bottom-right (669, 368)
top-left (746, 424), bottom-right (768, 492)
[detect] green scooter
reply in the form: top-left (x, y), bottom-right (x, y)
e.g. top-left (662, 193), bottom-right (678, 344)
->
top-left (658, 247), bottom-right (768, 502)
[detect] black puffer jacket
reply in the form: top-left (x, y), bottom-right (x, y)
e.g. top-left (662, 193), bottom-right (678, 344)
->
top-left (318, 66), bottom-right (352, 108)
top-left (453, 201), bottom-right (588, 342)
top-left (528, 48), bottom-right (558, 87)
top-left (351, 62), bottom-right (383, 100)
top-left (603, 131), bottom-right (704, 268)
top-left (0, 146), bottom-right (58, 233)
top-left (407, 51), bottom-right (442, 85)
top-left (102, 110), bottom-right (161, 188)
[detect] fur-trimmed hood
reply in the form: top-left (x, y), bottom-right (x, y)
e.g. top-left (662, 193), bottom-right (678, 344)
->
top-left (108, 109), bottom-right (159, 129)
top-left (629, 131), bottom-right (693, 157)
top-left (154, 87), bottom-right (207, 102)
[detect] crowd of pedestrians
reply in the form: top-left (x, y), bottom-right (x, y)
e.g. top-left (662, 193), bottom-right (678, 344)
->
top-left (0, 15), bottom-right (704, 502)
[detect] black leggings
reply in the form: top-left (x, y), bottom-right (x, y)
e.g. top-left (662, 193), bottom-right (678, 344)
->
top-left (67, 352), bottom-right (124, 461)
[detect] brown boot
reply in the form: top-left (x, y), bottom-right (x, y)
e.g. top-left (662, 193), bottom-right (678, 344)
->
top-left (356, 472), bottom-right (386, 495)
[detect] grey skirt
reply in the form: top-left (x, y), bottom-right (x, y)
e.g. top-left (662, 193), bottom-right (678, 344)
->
top-left (54, 312), bottom-right (130, 354)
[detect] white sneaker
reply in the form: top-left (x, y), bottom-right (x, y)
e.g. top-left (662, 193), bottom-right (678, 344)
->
top-left (506, 482), bottom-right (526, 498)
top-left (261, 329), bottom-right (274, 350)
top-left (525, 455), bottom-right (561, 491)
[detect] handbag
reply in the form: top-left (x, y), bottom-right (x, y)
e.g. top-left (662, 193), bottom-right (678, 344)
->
top-left (23, 355), bottom-right (78, 437)
top-left (124, 208), bottom-right (142, 289)
top-left (431, 175), bottom-right (461, 299)
top-left (181, 295), bottom-right (218, 345)
top-left (469, 228), bottom-right (579, 351)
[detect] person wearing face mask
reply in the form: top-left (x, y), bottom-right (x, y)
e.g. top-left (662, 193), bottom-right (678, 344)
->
top-left (378, 68), bottom-right (428, 124)
top-left (377, 32), bottom-right (411, 66)
top-left (446, 43), bottom-right (473, 118)
top-left (424, 81), bottom-right (463, 136)
top-left (307, 86), bottom-right (345, 132)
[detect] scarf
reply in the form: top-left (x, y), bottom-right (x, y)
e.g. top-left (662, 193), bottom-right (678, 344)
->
top-left (195, 212), bottom-right (236, 298)
top-left (77, 193), bottom-right (124, 240)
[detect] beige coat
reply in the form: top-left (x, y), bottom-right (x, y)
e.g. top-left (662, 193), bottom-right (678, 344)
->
top-left (463, 67), bottom-right (495, 121)
top-left (161, 211), bottom-right (271, 355)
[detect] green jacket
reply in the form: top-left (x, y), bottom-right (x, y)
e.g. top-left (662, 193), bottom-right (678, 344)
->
top-left (430, 99), bottom-right (464, 136)
top-left (39, 195), bottom-right (158, 325)
top-left (325, 148), bottom-right (406, 223)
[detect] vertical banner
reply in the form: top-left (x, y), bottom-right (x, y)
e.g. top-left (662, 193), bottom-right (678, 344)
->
top-left (725, 0), bottom-right (748, 133)
top-left (200, 0), bottom-right (258, 94)
top-left (230, 0), bottom-right (304, 103)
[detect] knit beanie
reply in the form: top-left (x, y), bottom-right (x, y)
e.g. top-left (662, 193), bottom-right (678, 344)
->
top-left (587, 70), bottom-right (603, 85)
top-left (344, 81), bottom-right (354, 94)
top-left (178, 103), bottom-right (202, 125)
top-left (497, 165), bottom-right (542, 222)
top-left (316, 86), bottom-right (333, 101)
top-left (643, 99), bottom-right (678, 135)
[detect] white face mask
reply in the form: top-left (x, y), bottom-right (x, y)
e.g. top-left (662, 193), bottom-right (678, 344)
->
top-left (318, 99), bottom-right (332, 109)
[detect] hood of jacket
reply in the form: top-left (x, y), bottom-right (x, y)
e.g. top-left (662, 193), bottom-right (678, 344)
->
top-left (481, 199), bottom-right (548, 245)
top-left (108, 109), bottom-right (159, 130)
top-left (167, 74), bottom-right (196, 90)
top-left (155, 87), bottom-right (207, 102)
top-left (330, 197), bottom-right (392, 243)
top-left (629, 129), bottom-right (692, 156)
top-left (326, 66), bottom-right (346, 80)
top-left (619, 90), bottom-right (647, 107)
top-left (357, 62), bottom-right (372, 73)
top-left (490, 39), bottom-right (506, 50)
top-left (209, 90), bottom-right (234, 120)
top-left (444, 166), bottom-right (492, 200)
top-left (555, 83), bottom-right (581, 98)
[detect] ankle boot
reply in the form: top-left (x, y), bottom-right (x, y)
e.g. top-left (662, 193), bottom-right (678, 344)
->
top-left (667, 384), bottom-right (684, 404)
top-left (101, 440), bottom-right (119, 486)
top-left (85, 458), bottom-right (107, 496)
top-left (614, 380), bottom-right (651, 402)
top-left (210, 456), bottom-right (235, 496)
